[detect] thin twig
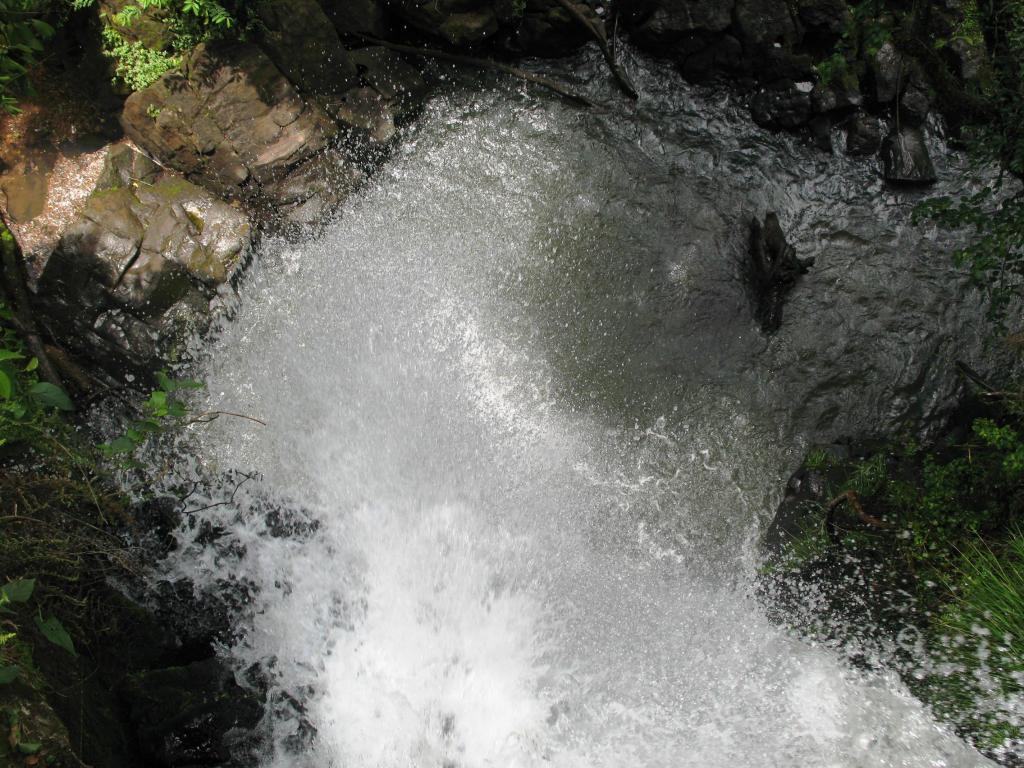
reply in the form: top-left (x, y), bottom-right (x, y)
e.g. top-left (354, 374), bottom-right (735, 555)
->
top-left (825, 489), bottom-right (891, 543)
top-left (186, 410), bottom-right (267, 427)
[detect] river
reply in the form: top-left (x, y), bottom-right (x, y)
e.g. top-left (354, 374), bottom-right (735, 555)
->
top-left (160, 49), bottom-right (995, 767)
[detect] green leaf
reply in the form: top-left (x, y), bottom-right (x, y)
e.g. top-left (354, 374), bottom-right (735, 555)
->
top-left (104, 436), bottom-right (137, 455)
top-left (16, 741), bottom-right (41, 755)
top-left (145, 389), bottom-right (168, 416)
top-left (0, 369), bottom-right (11, 399)
top-left (35, 614), bottom-right (76, 656)
top-left (0, 665), bottom-right (19, 685)
top-left (24, 357), bottom-right (38, 372)
top-left (30, 382), bottom-right (74, 411)
top-left (2, 578), bottom-right (35, 604)
top-left (0, 350), bottom-right (23, 362)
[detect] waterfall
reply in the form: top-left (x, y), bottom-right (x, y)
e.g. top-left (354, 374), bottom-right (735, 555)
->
top-left (160, 51), bottom-right (993, 767)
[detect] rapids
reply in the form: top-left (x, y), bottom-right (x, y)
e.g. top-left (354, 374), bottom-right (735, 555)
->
top-left (162, 49), bottom-right (996, 766)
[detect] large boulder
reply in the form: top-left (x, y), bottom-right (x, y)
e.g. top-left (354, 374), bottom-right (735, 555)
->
top-left (880, 126), bottom-right (937, 185)
top-left (869, 40), bottom-right (903, 105)
top-left (320, 0), bottom-right (391, 38)
top-left (393, 0), bottom-right (510, 46)
top-left (512, 0), bottom-right (599, 57)
top-left (121, 43), bottom-right (339, 202)
top-left (750, 81), bottom-right (813, 129)
top-left (795, 0), bottom-right (850, 51)
top-left (121, 657), bottom-right (263, 767)
top-left (35, 145), bottom-right (250, 377)
top-left (623, 0), bottom-right (734, 48)
top-left (733, 0), bottom-right (799, 49)
top-left (254, 0), bottom-right (359, 98)
top-left (844, 112), bottom-right (883, 156)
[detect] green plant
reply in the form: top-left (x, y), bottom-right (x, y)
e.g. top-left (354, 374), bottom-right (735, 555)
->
top-left (0, 298), bottom-right (75, 455)
top-left (0, 578), bottom-right (77, 687)
top-left (100, 369), bottom-right (204, 466)
top-left (925, 533), bottom-right (1024, 750)
top-left (100, 24), bottom-right (179, 91)
top-left (0, 0), bottom-right (56, 113)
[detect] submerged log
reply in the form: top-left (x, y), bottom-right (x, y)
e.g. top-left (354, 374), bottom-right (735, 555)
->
top-left (747, 212), bottom-right (814, 333)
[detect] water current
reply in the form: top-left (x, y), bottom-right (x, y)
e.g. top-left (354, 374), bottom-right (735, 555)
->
top-left (161, 48), bottom-right (998, 767)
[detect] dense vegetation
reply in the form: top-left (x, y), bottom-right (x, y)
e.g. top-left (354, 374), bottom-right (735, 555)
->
top-left (1, 0), bottom-right (244, 111)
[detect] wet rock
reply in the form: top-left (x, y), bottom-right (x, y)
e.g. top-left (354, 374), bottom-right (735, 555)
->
top-left (349, 47), bottom-right (428, 117)
top-left (680, 33), bottom-right (743, 81)
top-left (321, 0), bottom-right (391, 38)
top-left (869, 40), bottom-right (903, 105)
top-left (394, 0), bottom-right (505, 47)
top-left (796, 0), bottom-right (850, 51)
top-left (512, 0), bottom-right (597, 57)
top-left (897, 74), bottom-right (931, 127)
top-left (121, 43), bottom-right (338, 203)
top-left (845, 112), bottom-right (882, 156)
top-left (733, 0), bottom-right (799, 49)
top-left (750, 82), bottom-right (813, 129)
top-left (624, 0), bottom-right (734, 50)
top-left (880, 126), bottom-right (936, 185)
top-left (808, 114), bottom-right (832, 152)
top-left (1, 170), bottom-right (49, 222)
top-left (810, 74), bottom-right (861, 115)
top-left (122, 658), bottom-right (263, 768)
top-left (948, 36), bottom-right (986, 84)
top-left (94, 143), bottom-right (161, 190)
top-left (275, 153), bottom-right (365, 228)
top-left (35, 146), bottom-right (250, 377)
top-left (747, 211), bottom-right (814, 332)
top-left (254, 0), bottom-right (359, 98)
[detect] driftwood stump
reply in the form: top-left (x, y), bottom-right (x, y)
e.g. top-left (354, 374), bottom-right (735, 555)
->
top-left (748, 212), bottom-right (814, 333)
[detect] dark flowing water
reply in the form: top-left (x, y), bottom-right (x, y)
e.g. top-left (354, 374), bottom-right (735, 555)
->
top-left (162, 49), bottom-right (997, 766)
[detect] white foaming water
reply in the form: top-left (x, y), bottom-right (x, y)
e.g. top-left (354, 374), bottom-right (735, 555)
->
top-left (165, 73), bottom-right (993, 767)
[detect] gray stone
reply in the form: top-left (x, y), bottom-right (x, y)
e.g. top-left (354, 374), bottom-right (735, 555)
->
top-left (797, 0), bottom-right (850, 35)
top-left (733, 0), bottom-right (799, 48)
top-left (628, 0), bottom-right (734, 48)
top-left (751, 83), bottom-right (812, 129)
top-left (845, 112), bottom-right (882, 156)
top-left (880, 126), bottom-right (937, 185)
top-left (870, 41), bottom-right (903, 105)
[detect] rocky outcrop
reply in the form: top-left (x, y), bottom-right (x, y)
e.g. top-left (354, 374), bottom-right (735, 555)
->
top-left (34, 144), bottom-right (250, 379)
top-left (122, 658), bottom-right (263, 767)
top-left (321, 0), bottom-right (391, 38)
top-left (844, 111), bottom-right (883, 156)
top-left (747, 212), bottom-right (814, 333)
top-left (512, 0), bottom-right (600, 57)
top-left (254, 0), bottom-right (360, 99)
top-left (121, 43), bottom-right (339, 204)
top-left (880, 126), bottom-right (937, 185)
